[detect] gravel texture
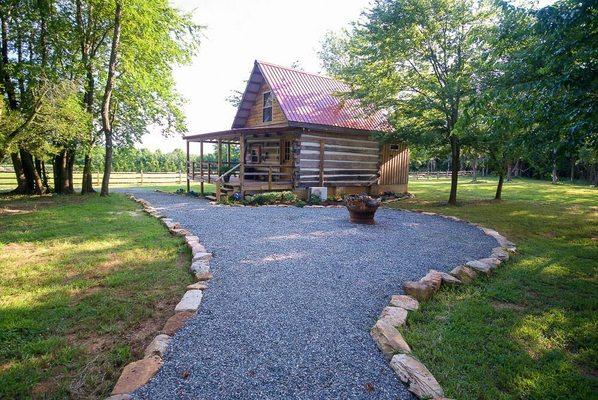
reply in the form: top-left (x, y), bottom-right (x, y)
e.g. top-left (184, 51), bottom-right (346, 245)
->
top-left (124, 190), bottom-right (497, 400)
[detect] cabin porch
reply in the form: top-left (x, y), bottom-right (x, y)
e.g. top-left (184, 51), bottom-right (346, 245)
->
top-left (184, 127), bottom-right (297, 199)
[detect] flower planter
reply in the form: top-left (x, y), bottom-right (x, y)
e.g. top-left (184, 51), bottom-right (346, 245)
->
top-left (344, 194), bottom-right (381, 224)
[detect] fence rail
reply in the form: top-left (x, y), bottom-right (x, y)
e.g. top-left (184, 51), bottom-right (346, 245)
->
top-left (0, 166), bottom-right (185, 187)
top-left (409, 170), bottom-right (474, 179)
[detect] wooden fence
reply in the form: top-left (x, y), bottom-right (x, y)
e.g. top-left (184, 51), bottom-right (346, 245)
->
top-left (0, 165), bottom-right (185, 187)
top-left (409, 170), bottom-right (474, 179)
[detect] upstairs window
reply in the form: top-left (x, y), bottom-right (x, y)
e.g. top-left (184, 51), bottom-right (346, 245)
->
top-left (262, 91), bottom-right (272, 122)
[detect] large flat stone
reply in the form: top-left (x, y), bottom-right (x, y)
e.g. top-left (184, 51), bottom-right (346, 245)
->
top-left (466, 260), bottom-right (494, 275)
top-left (185, 235), bottom-right (200, 245)
top-left (390, 354), bottom-right (444, 399)
top-left (195, 271), bottom-right (213, 281)
top-left (174, 290), bottom-right (203, 312)
top-left (420, 270), bottom-right (442, 291)
top-left (380, 306), bottom-right (408, 327)
top-left (390, 294), bottom-right (419, 310)
top-left (403, 280), bottom-right (437, 301)
top-left (478, 257), bottom-right (501, 267)
top-left (111, 356), bottom-right (162, 395)
top-left (105, 395), bottom-right (132, 400)
top-left (190, 260), bottom-right (210, 274)
top-left (144, 334), bottom-right (171, 358)
top-left (192, 250), bottom-right (212, 261)
top-left (370, 318), bottom-right (411, 359)
top-left (187, 282), bottom-right (208, 290)
top-left (190, 243), bottom-right (206, 254)
top-left (450, 265), bottom-right (477, 283)
top-left (170, 228), bottom-right (189, 236)
top-left (492, 247), bottom-right (510, 261)
top-left (429, 269), bottom-right (462, 286)
top-left (162, 311), bottom-right (194, 336)
top-left (470, 257), bottom-right (501, 274)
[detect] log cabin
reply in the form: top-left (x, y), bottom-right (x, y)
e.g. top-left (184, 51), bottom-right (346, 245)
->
top-left (184, 60), bottom-right (409, 199)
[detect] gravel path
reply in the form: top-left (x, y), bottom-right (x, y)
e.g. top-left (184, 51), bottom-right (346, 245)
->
top-left (125, 189), bottom-right (497, 400)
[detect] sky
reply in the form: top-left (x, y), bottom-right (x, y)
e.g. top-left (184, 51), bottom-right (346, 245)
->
top-left (141, 0), bottom-right (370, 154)
top-left (142, 0), bottom-right (556, 154)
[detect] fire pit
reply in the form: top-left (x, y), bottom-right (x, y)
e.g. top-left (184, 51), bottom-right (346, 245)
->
top-left (344, 194), bottom-right (381, 224)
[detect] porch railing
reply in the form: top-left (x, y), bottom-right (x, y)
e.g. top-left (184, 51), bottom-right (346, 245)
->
top-left (187, 161), bottom-right (236, 183)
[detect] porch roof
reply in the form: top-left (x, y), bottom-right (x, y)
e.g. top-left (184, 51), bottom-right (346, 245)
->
top-left (183, 122), bottom-right (387, 143)
top-left (184, 125), bottom-right (293, 142)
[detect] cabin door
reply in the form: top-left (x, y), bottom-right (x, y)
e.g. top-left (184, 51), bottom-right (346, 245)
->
top-left (279, 137), bottom-right (293, 182)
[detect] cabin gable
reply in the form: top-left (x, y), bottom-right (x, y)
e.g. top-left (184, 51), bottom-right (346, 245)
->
top-left (243, 81), bottom-right (288, 128)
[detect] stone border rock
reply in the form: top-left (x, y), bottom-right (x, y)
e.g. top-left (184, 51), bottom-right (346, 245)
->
top-left (370, 209), bottom-right (516, 399)
top-left (105, 194), bottom-right (214, 400)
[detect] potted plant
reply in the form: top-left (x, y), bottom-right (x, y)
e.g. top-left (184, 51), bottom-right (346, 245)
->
top-left (344, 194), bottom-right (381, 224)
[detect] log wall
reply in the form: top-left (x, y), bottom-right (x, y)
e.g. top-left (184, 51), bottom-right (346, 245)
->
top-left (298, 132), bottom-right (380, 187)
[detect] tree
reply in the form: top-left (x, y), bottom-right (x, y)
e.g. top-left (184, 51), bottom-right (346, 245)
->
top-left (99, 0), bottom-right (201, 196)
top-left (75, 0), bottom-right (112, 194)
top-left (489, 0), bottom-right (597, 186)
top-left (99, 0), bottom-right (121, 197)
top-left (321, 0), bottom-right (495, 205)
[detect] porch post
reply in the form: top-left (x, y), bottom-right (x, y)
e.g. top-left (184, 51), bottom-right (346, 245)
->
top-left (186, 140), bottom-right (190, 192)
top-left (227, 143), bottom-right (231, 165)
top-left (216, 139), bottom-right (222, 201)
top-left (200, 141), bottom-right (204, 196)
top-left (239, 134), bottom-right (245, 196)
top-left (217, 139), bottom-right (222, 172)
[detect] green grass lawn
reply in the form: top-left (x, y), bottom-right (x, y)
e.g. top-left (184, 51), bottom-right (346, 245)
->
top-left (388, 178), bottom-right (597, 399)
top-left (0, 193), bottom-right (193, 399)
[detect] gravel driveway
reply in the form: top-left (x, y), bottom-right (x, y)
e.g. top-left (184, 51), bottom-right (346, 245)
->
top-left (125, 189), bottom-right (497, 400)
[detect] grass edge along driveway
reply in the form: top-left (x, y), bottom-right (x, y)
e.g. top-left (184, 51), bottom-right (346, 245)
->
top-left (388, 178), bottom-right (597, 400)
top-left (0, 193), bottom-right (193, 399)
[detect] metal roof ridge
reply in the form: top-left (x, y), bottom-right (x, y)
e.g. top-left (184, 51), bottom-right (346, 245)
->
top-left (255, 60), bottom-right (345, 84)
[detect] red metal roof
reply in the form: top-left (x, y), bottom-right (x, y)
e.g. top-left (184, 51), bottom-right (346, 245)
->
top-left (231, 60), bottom-right (392, 133)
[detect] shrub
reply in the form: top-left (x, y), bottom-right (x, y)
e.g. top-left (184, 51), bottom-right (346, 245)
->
top-left (307, 194), bottom-right (322, 205)
top-left (243, 191), bottom-right (299, 206)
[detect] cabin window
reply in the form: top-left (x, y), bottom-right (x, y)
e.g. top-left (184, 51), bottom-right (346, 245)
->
top-left (250, 145), bottom-right (261, 163)
top-left (390, 144), bottom-right (400, 151)
top-left (262, 91), bottom-right (272, 122)
top-left (282, 140), bottom-right (291, 162)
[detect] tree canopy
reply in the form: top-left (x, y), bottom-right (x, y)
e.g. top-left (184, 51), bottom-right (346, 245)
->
top-left (0, 0), bottom-right (201, 194)
top-left (321, 0), bottom-right (597, 201)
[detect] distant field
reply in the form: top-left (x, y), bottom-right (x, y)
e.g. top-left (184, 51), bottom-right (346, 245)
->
top-left (389, 178), bottom-right (597, 399)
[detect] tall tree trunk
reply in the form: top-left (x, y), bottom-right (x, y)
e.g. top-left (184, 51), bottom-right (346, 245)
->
top-left (495, 172), bottom-right (504, 200)
top-left (54, 150), bottom-right (75, 194)
top-left (67, 150), bottom-right (75, 193)
top-left (448, 136), bottom-right (460, 206)
top-left (53, 153), bottom-right (63, 193)
top-left (19, 148), bottom-right (44, 194)
top-left (40, 160), bottom-right (49, 190)
top-left (78, 0), bottom-right (97, 194)
top-left (100, 0), bottom-right (122, 197)
top-left (472, 157), bottom-right (478, 182)
top-left (570, 156), bottom-right (575, 181)
top-left (0, 10), bottom-right (17, 110)
top-left (81, 153), bottom-right (95, 193)
top-left (551, 148), bottom-right (558, 184)
top-left (506, 163), bottom-right (513, 182)
top-left (10, 152), bottom-right (28, 194)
